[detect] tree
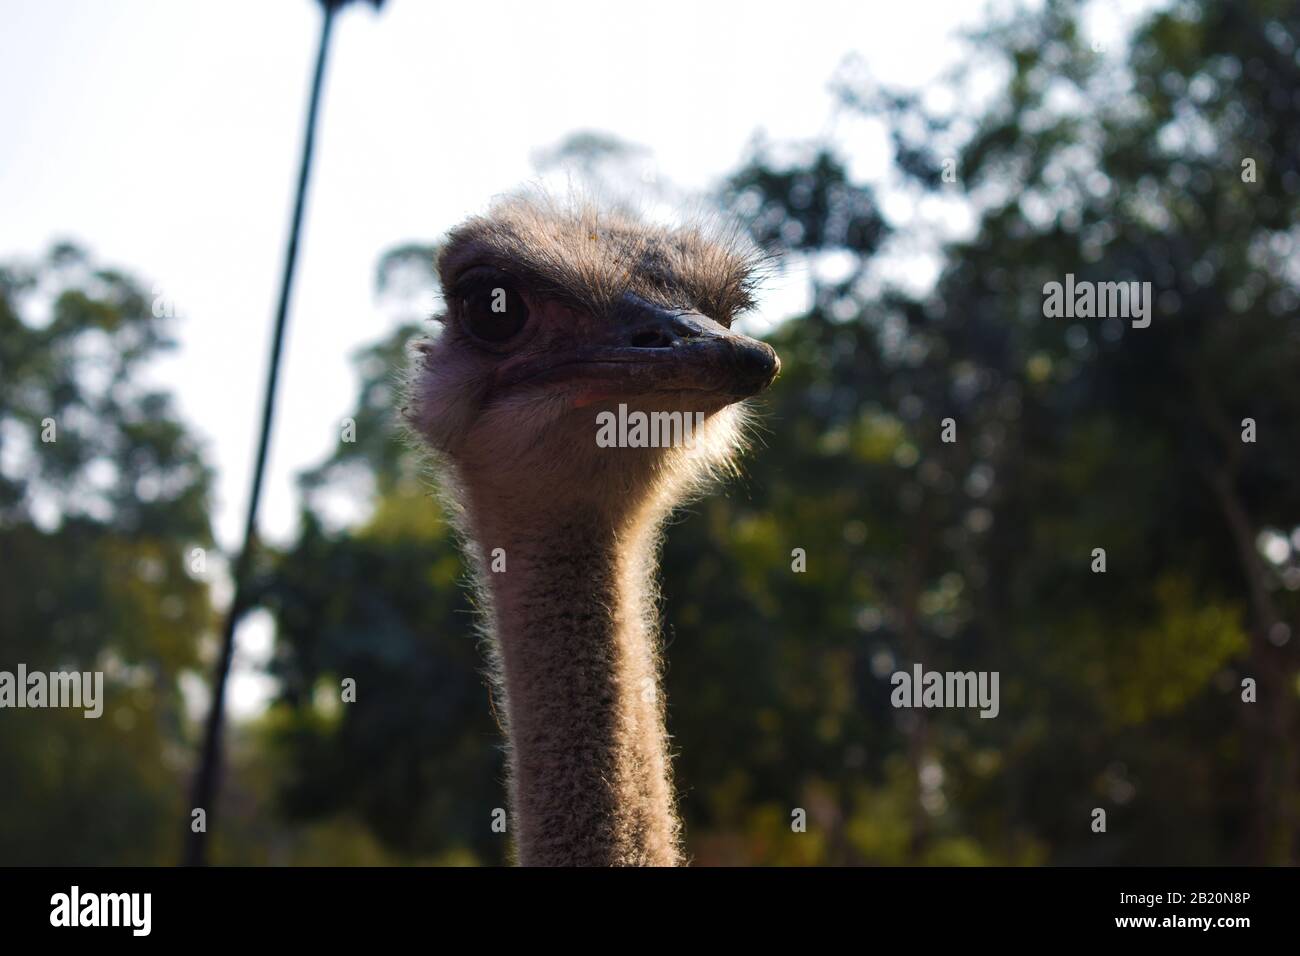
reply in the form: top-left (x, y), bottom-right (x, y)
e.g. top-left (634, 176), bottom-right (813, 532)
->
top-left (713, 0), bottom-right (1298, 863)
top-left (0, 243), bottom-right (215, 864)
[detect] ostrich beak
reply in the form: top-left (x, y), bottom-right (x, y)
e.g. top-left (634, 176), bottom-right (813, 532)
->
top-left (497, 295), bottom-right (780, 402)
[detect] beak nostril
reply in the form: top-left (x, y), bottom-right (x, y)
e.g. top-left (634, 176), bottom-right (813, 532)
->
top-left (630, 329), bottom-right (674, 348)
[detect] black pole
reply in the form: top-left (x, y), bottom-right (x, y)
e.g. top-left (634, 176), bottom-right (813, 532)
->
top-left (184, 1), bottom-right (338, 867)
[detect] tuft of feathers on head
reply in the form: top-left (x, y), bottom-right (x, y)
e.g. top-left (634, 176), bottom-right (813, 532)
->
top-left (435, 189), bottom-right (770, 326)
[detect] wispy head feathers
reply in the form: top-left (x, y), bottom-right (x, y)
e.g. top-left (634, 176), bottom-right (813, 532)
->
top-left (437, 191), bottom-right (768, 325)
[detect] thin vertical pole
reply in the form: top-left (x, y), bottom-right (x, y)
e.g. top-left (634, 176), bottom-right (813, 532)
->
top-left (183, 1), bottom-right (338, 867)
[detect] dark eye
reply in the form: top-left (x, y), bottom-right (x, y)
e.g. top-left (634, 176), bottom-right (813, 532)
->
top-left (460, 280), bottom-right (530, 344)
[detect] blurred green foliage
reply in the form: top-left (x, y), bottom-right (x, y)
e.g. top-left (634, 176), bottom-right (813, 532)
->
top-left (0, 244), bottom-right (215, 864)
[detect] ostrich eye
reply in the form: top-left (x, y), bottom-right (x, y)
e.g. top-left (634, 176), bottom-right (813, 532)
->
top-left (459, 279), bottom-right (530, 345)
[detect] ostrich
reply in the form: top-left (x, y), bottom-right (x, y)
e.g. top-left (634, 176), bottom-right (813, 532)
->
top-left (404, 194), bottom-right (780, 866)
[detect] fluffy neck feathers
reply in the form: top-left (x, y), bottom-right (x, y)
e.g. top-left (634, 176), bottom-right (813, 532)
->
top-left (434, 406), bottom-right (749, 865)
top-left (467, 497), bottom-right (681, 866)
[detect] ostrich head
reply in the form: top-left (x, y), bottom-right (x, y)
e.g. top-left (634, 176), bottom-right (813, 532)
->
top-left (405, 194), bottom-right (781, 523)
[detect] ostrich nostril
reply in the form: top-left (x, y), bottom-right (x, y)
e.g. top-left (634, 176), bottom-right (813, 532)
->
top-left (630, 328), bottom-right (675, 348)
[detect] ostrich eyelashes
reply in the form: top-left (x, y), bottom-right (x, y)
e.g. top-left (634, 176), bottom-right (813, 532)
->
top-left (456, 274), bottom-right (530, 345)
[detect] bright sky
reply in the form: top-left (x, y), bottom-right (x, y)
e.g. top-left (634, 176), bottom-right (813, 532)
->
top-left (5, 0), bottom-right (1134, 715)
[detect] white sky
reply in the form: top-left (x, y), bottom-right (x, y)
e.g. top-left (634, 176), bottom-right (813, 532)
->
top-left (6, 0), bottom-right (1137, 715)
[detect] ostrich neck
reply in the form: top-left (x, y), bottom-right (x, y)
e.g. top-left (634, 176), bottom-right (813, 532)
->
top-left (471, 501), bottom-right (680, 866)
